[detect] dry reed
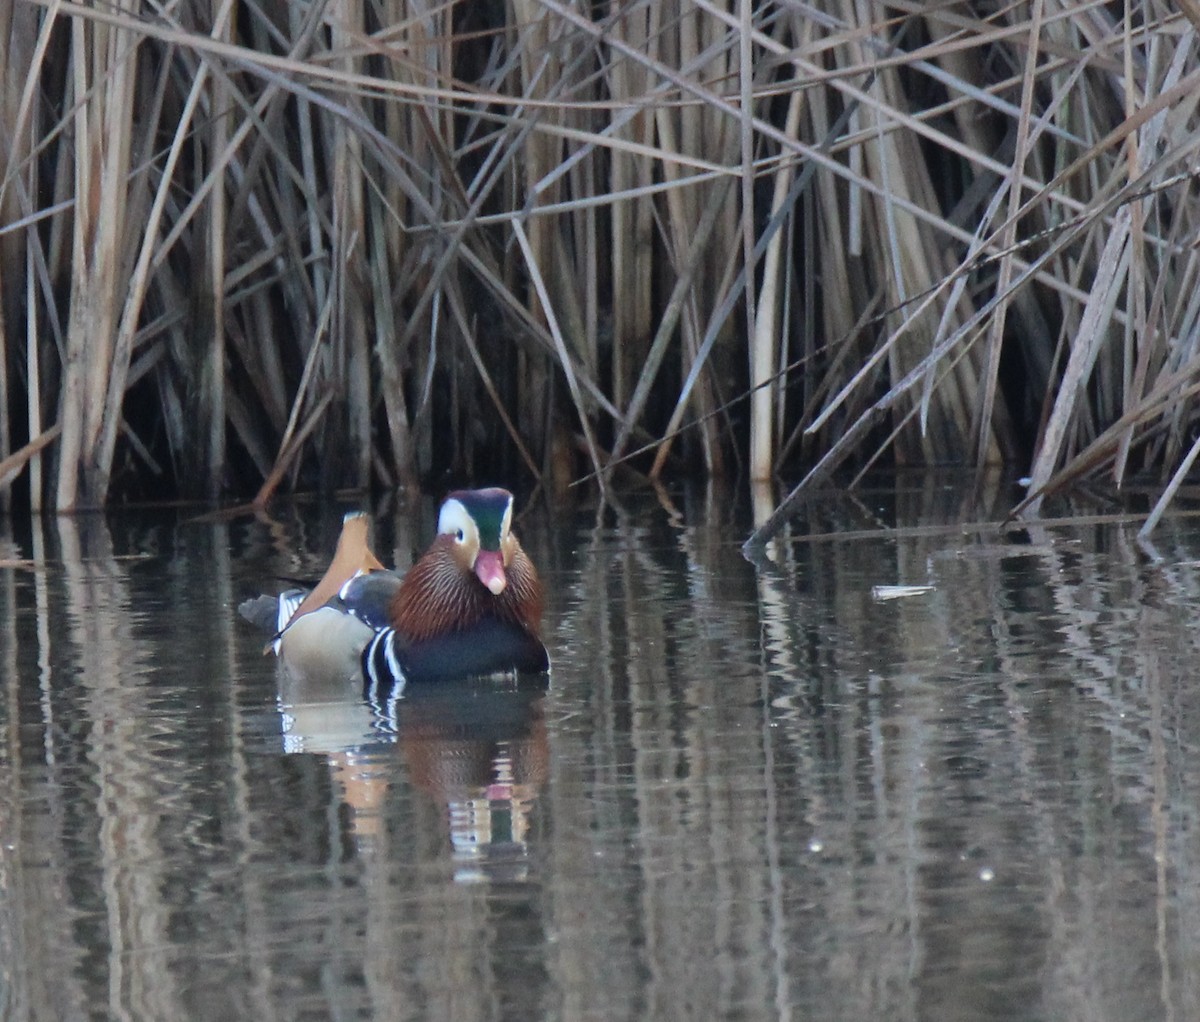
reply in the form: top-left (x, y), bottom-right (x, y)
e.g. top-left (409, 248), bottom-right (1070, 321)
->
top-left (1, 0), bottom-right (1199, 535)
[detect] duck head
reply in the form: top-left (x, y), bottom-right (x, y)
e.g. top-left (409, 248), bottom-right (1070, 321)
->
top-left (437, 487), bottom-right (517, 596)
top-left (390, 488), bottom-right (544, 644)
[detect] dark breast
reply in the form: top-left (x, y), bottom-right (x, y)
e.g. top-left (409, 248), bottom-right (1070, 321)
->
top-left (397, 617), bottom-right (550, 682)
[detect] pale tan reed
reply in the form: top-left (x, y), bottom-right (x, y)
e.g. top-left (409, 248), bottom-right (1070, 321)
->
top-left (0, 0), bottom-right (1197, 531)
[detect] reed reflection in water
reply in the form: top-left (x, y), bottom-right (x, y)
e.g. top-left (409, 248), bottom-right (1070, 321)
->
top-left (1, 480), bottom-right (1200, 1019)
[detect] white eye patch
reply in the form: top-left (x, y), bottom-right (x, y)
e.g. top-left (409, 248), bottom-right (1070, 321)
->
top-left (437, 498), bottom-right (478, 548)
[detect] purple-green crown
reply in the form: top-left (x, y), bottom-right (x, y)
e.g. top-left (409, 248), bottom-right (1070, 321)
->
top-left (445, 487), bottom-right (513, 550)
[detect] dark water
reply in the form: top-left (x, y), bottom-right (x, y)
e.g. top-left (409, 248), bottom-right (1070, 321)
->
top-left (1, 478), bottom-right (1199, 1021)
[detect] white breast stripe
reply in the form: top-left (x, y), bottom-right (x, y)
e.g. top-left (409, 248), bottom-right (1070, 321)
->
top-left (382, 630), bottom-right (404, 684)
top-left (363, 628), bottom-right (406, 703)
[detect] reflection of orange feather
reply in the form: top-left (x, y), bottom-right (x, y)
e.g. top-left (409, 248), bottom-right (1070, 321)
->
top-left (283, 514), bottom-right (385, 629)
top-left (329, 753), bottom-right (390, 838)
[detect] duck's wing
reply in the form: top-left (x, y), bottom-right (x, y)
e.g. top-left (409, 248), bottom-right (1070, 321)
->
top-left (238, 590), bottom-right (304, 634)
top-left (279, 512), bottom-right (385, 632)
top-left (338, 570), bottom-right (403, 631)
top-left (239, 587), bottom-right (307, 654)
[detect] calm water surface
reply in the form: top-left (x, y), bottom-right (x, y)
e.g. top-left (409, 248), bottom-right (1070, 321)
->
top-left (1, 478), bottom-right (1199, 1021)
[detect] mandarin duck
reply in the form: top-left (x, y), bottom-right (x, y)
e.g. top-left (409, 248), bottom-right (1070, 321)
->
top-left (240, 488), bottom-right (549, 688)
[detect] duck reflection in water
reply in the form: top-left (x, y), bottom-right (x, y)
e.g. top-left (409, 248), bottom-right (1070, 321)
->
top-left (242, 495), bottom-right (551, 882)
top-left (277, 663), bottom-right (549, 883)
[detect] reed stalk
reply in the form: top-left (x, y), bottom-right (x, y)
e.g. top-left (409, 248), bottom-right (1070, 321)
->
top-left (0, 0), bottom-right (1198, 530)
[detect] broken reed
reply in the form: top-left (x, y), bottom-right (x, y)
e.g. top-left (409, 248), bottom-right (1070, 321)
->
top-left (1, 0), bottom-right (1200, 520)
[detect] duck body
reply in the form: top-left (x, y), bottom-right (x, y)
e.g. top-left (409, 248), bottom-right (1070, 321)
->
top-left (365, 615), bottom-right (549, 690)
top-left (242, 488), bottom-right (550, 689)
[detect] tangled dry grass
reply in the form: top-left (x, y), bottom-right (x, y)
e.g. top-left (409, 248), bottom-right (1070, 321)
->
top-left (1, 1), bottom-right (1199, 536)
